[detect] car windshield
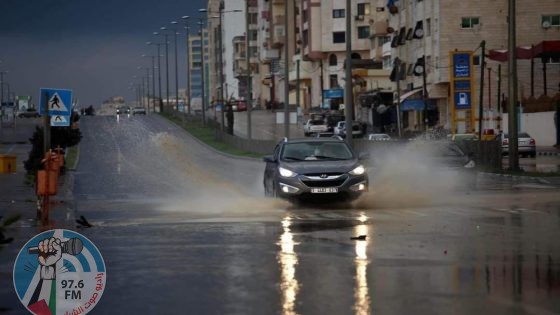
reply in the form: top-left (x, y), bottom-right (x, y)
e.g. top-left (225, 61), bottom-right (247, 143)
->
top-left (281, 142), bottom-right (353, 161)
top-left (309, 120), bottom-right (324, 125)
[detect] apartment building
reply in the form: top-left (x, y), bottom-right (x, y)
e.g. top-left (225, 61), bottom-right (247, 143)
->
top-left (388, 0), bottom-right (560, 133)
top-left (187, 31), bottom-right (208, 111)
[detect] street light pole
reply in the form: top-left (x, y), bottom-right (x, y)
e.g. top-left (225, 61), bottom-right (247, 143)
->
top-left (171, 21), bottom-right (180, 112)
top-left (160, 28), bottom-right (171, 113)
top-left (181, 16), bottom-right (192, 115)
top-left (283, 0), bottom-right (290, 139)
top-left (245, 0), bottom-right (252, 140)
top-left (344, 0), bottom-right (354, 148)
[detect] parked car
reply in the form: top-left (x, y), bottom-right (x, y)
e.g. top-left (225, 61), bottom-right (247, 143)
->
top-left (17, 108), bottom-right (40, 118)
top-left (325, 114), bottom-right (345, 132)
top-left (497, 132), bottom-right (536, 158)
top-left (131, 107), bottom-right (146, 115)
top-left (334, 121), bottom-right (364, 138)
top-left (304, 119), bottom-right (329, 136)
top-left (367, 133), bottom-right (392, 141)
top-left (446, 133), bottom-right (478, 142)
top-left (263, 138), bottom-right (369, 202)
top-left (314, 132), bottom-right (336, 138)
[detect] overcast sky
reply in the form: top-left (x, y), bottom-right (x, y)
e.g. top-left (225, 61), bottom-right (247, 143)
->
top-left (0, 0), bottom-right (206, 107)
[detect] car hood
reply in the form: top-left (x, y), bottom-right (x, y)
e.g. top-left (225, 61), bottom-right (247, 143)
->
top-left (280, 159), bottom-right (360, 175)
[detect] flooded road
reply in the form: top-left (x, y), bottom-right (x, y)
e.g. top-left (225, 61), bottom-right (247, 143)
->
top-left (2, 115), bottom-right (559, 314)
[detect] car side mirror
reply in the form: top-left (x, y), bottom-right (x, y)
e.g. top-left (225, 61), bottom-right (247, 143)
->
top-left (263, 155), bottom-right (276, 163)
top-left (358, 152), bottom-right (370, 160)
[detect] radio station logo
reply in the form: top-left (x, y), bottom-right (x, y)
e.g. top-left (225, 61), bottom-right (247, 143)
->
top-left (13, 229), bottom-right (106, 315)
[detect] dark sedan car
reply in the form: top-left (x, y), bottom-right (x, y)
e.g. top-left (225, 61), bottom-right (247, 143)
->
top-left (263, 138), bottom-right (368, 202)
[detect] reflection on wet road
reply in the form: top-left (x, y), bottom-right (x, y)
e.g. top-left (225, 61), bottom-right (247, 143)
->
top-left (62, 116), bottom-right (560, 314)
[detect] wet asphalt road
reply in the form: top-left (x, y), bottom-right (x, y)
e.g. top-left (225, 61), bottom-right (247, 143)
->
top-left (3, 114), bottom-right (560, 315)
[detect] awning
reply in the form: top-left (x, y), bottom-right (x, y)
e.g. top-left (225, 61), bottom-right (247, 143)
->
top-left (400, 99), bottom-right (436, 111)
top-left (487, 40), bottom-right (560, 61)
top-left (397, 88), bottom-right (422, 103)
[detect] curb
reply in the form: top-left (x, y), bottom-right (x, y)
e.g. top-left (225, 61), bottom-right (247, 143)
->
top-left (158, 114), bottom-right (261, 162)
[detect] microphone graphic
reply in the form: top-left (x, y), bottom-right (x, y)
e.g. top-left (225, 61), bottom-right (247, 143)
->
top-left (27, 238), bottom-right (84, 256)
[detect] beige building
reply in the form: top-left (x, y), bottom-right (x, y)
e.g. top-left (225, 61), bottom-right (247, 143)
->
top-left (388, 0), bottom-right (560, 133)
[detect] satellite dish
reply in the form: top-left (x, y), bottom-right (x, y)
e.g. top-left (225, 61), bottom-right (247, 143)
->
top-left (542, 21), bottom-right (551, 29)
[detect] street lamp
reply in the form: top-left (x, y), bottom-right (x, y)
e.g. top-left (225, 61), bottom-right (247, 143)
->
top-left (181, 15), bottom-right (192, 115)
top-left (142, 53), bottom-right (157, 113)
top-left (155, 28), bottom-right (170, 113)
top-left (148, 40), bottom-right (164, 113)
top-left (170, 21), bottom-right (181, 112)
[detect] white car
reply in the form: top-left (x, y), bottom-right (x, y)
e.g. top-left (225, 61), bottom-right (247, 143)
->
top-left (334, 121), bottom-right (363, 138)
top-left (304, 119), bottom-right (328, 136)
top-left (367, 133), bottom-right (391, 141)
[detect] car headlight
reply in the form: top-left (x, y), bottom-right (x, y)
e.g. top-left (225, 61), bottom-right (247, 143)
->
top-left (464, 160), bottom-right (476, 169)
top-left (279, 167), bottom-right (297, 178)
top-left (349, 165), bottom-right (366, 175)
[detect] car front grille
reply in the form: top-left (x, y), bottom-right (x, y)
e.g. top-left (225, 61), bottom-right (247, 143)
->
top-left (302, 178), bottom-right (347, 188)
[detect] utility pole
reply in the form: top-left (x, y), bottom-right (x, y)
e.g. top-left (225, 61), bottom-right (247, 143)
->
top-left (200, 19), bottom-right (207, 126)
top-left (296, 59), bottom-right (300, 111)
top-left (171, 23), bottom-right (180, 112)
top-left (283, 0), bottom-right (290, 138)
top-left (344, 0), bottom-right (354, 148)
top-left (163, 32), bottom-right (170, 113)
top-left (394, 58), bottom-right (402, 138)
top-left (246, 0), bottom-right (252, 140)
top-left (182, 16), bottom-right (192, 115)
top-left (218, 6), bottom-right (225, 129)
top-left (497, 64), bottom-right (502, 130)
top-left (478, 40), bottom-right (486, 140)
top-left (151, 56), bottom-right (156, 113)
top-left (507, 0), bottom-right (519, 170)
top-left (421, 55), bottom-right (428, 132)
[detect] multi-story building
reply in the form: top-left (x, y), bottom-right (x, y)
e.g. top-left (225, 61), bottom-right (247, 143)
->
top-left (187, 30), bottom-right (208, 111)
top-left (388, 0), bottom-right (560, 133)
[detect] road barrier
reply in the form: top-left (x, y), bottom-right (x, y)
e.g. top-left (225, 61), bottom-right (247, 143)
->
top-left (0, 154), bottom-right (17, 173)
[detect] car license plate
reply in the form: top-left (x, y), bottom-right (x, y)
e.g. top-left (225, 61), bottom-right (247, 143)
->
top-left (311, 187), bottom-right (338, 194)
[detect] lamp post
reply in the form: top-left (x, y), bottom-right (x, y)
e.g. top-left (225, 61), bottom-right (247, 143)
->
top-left (149, 41), bottom-right (164, 113)
top-left (181, 16), bottom-right (192, 115)
top-left (156, 28), bottom-right (170, 113)
top-left (171, 21), bottom-right (181, 112)
top-left (0, 70), bottom-right (8, 105)
top-left (142, 54), bottom-right (156, 113)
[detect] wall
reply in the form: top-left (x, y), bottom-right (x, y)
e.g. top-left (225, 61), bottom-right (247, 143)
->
top-left (501, 111), bottom-right (557, 146)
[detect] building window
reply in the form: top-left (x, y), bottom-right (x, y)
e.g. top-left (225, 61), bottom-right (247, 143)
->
top-left (329, 75), bottom-right (338, 88)
top-left (249, 30), bottom-right (258, 41)
top-left (377, 36), bottom-right (390, 47)
top-left (426, 18), bottom-right (431, 37)
top-left (329, 54), bottom-right (337, 66)
top-left (249, 13), bottom-right (258, 24)
top-left (357, 3), bottom-right (370, 16)
top-left (547, 57), bottom-right (560, 64)
top-left (248, 46), bottom-right (258, 57)
top-left (333, 31), bottom-right (345, 43)
top-left (461, 17), bottom-right (480, 29)
top-left (333, 9), bottom-right (345, 18)
top-left (303, 29), bottom-right (309, 46)
top-left (542, 15), bottom-right (560, 27)
top-left (357, 26), bottom-right (370, 39)
top-left (473, 55), bottom-right (480, 66)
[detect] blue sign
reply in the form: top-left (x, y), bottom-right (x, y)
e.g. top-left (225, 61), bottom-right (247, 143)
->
top-left (453, 53), bottom-right (471, 78)
top-left (323, 89), bottom-right (344, 99)
top-left (454, 91), bottom-right (471, 109)
top-left (39, 88), bottom-right (72, 116)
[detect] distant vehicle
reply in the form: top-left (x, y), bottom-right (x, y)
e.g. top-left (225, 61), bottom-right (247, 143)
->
top-left (325, 114), bottom-right (345, 132)
top-left (17, 108), bottom-right (40, 118)
top-left (497, 132), bottom-right (536, 158)
top-left (131, 107), bottom-right (146, 115)
top-left (367, 133), bottom-right (391, 141)
top-left (304, 119), bottom-right (328, 136)
top-left (334, 121), bottom-right (364, 138)
top-left (116, 107), bottom-right (130, 115)
top-left (263, 137), bottom-right (369, 202)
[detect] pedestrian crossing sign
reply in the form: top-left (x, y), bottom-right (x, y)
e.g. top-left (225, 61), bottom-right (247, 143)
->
top-left (39, 88), bottom-right (72, 116)
top-left (50, 114), bottom-right (70, 127)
